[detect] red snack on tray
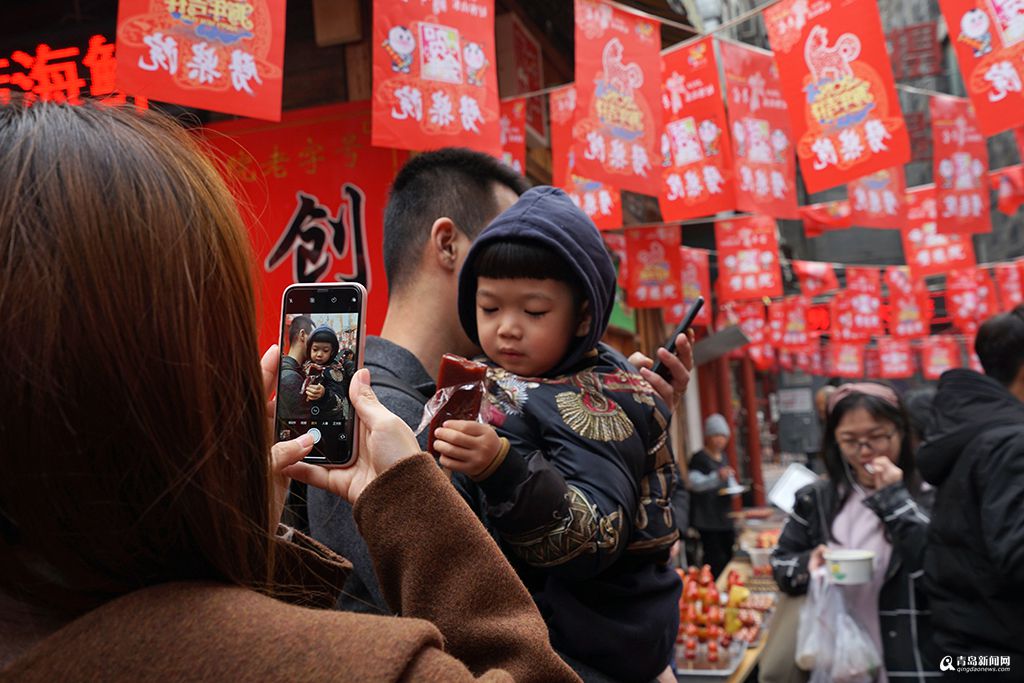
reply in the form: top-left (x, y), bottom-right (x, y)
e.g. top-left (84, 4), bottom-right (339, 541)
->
top-left (427, 354), bottom-right (488, 456)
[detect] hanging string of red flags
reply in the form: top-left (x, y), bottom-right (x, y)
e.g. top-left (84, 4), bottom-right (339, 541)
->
top-left (994, 262), bottom-right (1024, 310)
top-left (901, 185), bottom-right (978, 281)
top-left (878, 338), bottom-right (916, 379)
top-left (763, 0), bottom-right (910, 194)
top-left (719, 40), bottom-right (799, 219)
top-left (500, 97), bottom-right (527, 174)
top-left (989, 164), bottom-right (1024, 215)
top-left (572, 0), bottom-right (662, 194)
top-left (666, 246), bottom-right (712, 326)
top-left (115, 0), bottom-right (286, 120)
top-left (768, 296), bottom-right (811, 350)
top-left (831, 342), bottom-right (866, 378)
top-left (930, 95), bottom-right (991, 233)
top-left (848, 167), bottom-right (907, 228)
top-left (720, 301), bottom-right (775, 371)
top-left (799, 199), bottom-right (852, 237)
top-left (659, 37), bottom-right (735, 220)
top-left (947, 267), bottom-right (999, 334)
top-left (938, 0), bottom-right (1024, 136)
top-left (793, 260), bottom-right (840, 297)
top-left (715, 215), bottom-right (783, 302)
top-left (624, 225), bottom-right (683, 308)
top-left (885, 266), bottom-right (932, 338)
top-left (922, 336), bottom-right (964, 380)
top-left (371, 0), bottom-right (500, 154)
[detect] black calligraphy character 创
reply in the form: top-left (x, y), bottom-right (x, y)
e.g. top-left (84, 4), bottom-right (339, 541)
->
top-left (265, 183), bottom-right (371, 290)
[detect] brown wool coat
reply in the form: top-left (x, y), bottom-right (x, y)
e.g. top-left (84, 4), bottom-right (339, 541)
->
top-left (0, 455), bottom-right (580, 683)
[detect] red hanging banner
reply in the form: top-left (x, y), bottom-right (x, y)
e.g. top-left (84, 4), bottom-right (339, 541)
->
top-left (572, 0), bottom-right (662, 194)
top-left (793, 260), bottom-right (840, 297)
top-left (947, 267), bottom-right (999, 334)
top-left (845, 266), bottom-right (882, 294)
top-left (603, 232), bottom-right (628, 287)
top-left (885, 266), bottom-right (932, 338)
top-left (566, 178), bottom-right (624, 230)
top-left (798, 200), bottom-right (852, 237)
top-left (371, 0), bottom-right (501, 154)
top-left (995, 261), bottom-right (1024, 310)
top-left (930, 95), bottom-right (991, 234)
top-left (921, 336), bottom-right (963, 380)
top-left (989, 164), bottom-right (1024, 215)
top-left (715, 215), bottom-right (783, 302)
top-left (831, 342), bottom-right (866, 378)
top-left (115, 0), bottom-right (285, 120)
top-left (830, 291), bottom-right (870, 343)
top-left (499, 97), bottom-right (527, 175)
top-left (781, 296), bottom-right (811, 350)
top-left (763, 0), bottom-right (910, 194)
top-left (720, 301), bottom-right (775, 370)
top-left (848, 167), bottom-right (907, 229)
top-left (665, 247), bottom-right (712, 326)
top-left (624, 225), bottom-right (683, 308)
top-left (204, 102), bottom-right (409, 349)
top-left (902, 185), bottom-right (978, 280)
top-left (938, 0), bottom-right (1024, 135)
top-left (719, 40), bottom-right (799, 219)
top-left (878, 338), bottom-right (915, 379)
top-left (659, 37), bottom-right (735, 220)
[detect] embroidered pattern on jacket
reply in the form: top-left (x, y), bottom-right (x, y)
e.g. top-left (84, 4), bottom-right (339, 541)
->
top-left (555, 370), bottom-right (635, 442)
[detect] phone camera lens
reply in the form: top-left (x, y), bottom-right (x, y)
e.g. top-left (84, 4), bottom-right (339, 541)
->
top-left (351, 297), bottom-right (356, 302)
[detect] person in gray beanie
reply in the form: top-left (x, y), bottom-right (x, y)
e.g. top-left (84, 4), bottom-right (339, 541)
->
top-left (687, 413), bottom-right (738, 577)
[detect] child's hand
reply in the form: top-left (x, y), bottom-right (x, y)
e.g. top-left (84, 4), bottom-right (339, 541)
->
top-left (305, 383), bottom-right (325, 401)
top-left (433, 420), bottom-right (508, 480)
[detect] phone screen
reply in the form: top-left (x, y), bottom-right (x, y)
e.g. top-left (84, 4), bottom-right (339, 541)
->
top-left (276, 284), bottom-right (364, 466)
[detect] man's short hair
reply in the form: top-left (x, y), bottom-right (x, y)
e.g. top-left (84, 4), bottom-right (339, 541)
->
top-left (382, 147), bottom-right (530, 294)
top-left (288, 315), bottom-right (314, 345)
top-left (975, 304), bottom-right (1024, 385)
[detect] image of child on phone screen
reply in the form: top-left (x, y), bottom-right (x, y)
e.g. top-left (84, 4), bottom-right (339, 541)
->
top-left (431, 186), bottom-right (681, 683)
top-left (302, 325), bottom-right (348, 421)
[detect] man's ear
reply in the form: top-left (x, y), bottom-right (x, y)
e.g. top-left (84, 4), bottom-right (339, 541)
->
top-left (575, 301), bottom-right (592, 337)
top-left (430, 217), bottom-right (460, 272)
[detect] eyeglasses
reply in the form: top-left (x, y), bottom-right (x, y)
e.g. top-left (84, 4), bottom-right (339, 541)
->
top-left (837, 431), bottom-right (896, 454)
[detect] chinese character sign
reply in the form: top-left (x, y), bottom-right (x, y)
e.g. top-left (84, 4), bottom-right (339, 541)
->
top-left (719, 40), bottom-right (798, 219)
top-left (888, 23), bottom-right (943, 80)
top-left (624, 226), bottom-right (682, 308)
top-left (921, 336), bottom-right (962, 380)
top-left (793, 260), bottom-right (839, 297)
top-left (768, 297), bottom-right (811, 349)
top-left (573, 0), bottom-right (662, 194)
top-left (845, 266), bottom-right (881, 294)
top-left (665, 247), bottom-right (712, 326)
top-left (116, 0), bottom-right (284, 120)
top-left (659, 37), bottom-right (735, 220)
top-left (946, 267), bottom-right (998, 334)
top-left (931, 96), bottom-right (991, 234)
top-left (886, 266), bottom-right (932, 338)
top-left (371, 0), bottom-right (500, 154)
top-left (831, 342), bottom-right (865, 378)
top-left (720, 301), bottom-right (774, 370)
top-left (938, 0), bottom-right (1024, 135)
top-left (204, 102), bottom-right (409, 348)
top-left (798, 199), bottom-right (852, 237)
top-left (989, 164), bottom-right (1024, 215)
top-left (878, 338), bottom-right (915, 378)
top-left (715, 215), bottom-right (783, 302)
top-left (848, 167), bottom-right (907, 228)
top-left (565, 177), bottom-right (623, 230)
top-left (995, 262), bottom-right (1024, 310)
top-left (500, 97), bottom-right (526, 174)
top-left (902, 185), bottom-right (977, 280)
top-left (764, 0), bottom-right (910, 193)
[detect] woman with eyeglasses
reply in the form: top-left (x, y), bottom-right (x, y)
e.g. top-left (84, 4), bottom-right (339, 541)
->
top-left (770, 383), bottom-right (937, 682)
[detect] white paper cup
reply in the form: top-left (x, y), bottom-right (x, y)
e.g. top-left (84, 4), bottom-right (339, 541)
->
top-left (823, 549), bottom-right (875, 585)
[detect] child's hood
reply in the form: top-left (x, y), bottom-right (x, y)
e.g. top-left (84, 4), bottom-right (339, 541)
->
top-left (306, 325), bottom-right (339, 361)
top-left (458, 186), bottom-right (616, 376)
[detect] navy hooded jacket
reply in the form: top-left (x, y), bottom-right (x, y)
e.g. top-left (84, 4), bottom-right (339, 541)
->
top-left (456, 187), bottom-right (681, 682)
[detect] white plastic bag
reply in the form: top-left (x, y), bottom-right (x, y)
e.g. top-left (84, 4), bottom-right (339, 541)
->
top-left (830, 610), bottom-right (882, 683)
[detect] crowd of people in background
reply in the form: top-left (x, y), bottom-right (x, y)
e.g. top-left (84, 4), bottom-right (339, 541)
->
top-left (1, 96), bottom-right (1023, 683)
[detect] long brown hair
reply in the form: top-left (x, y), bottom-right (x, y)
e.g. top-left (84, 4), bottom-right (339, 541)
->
top-left (0, 95), bottom-right (276, 613)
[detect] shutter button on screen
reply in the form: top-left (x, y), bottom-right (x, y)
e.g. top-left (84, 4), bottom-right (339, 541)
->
top-left (308, 428), bottom-right (322, 444)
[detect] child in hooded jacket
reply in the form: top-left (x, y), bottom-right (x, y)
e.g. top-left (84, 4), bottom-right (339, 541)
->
top-left (432, 186), bottom-right (681, 683)
top-left (303, 325), bottom-right (347, 420)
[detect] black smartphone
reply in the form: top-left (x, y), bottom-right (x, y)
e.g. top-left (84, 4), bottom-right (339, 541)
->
top-left (650, 296), bottom-right (704, 382)
top-left (275, 283), bottom-right (366, 467)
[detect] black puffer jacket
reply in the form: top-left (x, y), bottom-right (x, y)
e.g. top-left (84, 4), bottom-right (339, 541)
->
top-left (918, 369), bottom-right (1024, 661)
top-left (771, 480), bottom-right (938, 680)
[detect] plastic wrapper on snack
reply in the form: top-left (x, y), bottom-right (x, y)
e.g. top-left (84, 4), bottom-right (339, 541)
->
top-left (415, 354), bottom-right (488, 457)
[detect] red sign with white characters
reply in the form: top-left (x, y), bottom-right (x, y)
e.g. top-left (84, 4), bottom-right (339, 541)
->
top-left (719, 301), bottom-right (774, 370)
top-left (793, 260), bottom-right (840, 297)
top-left (831, 342), bottom-right (866, 378)
top-left (938, 0), bottom-right (1024, 135)
top-left (572, 0), bottom-right (662, 194)
top-left (885, 266), bottom-right (931, 338)
top-left (499, 97), bottom-right (526, 175)
top-left (921, 336), bottom-right (963, 380)
top-left (878, 338), bottom-right (915, 379)
top-left (848, 167), bottom-right (907, 228)
top-left (995, 261), bottom-right (1024, 310)
top-left (989, 165), bottom-right (1024, 215)
top-left (625, 225), bottom-right (683, 308)
top-left (659, 37), bottom-right (735, 220)
top-left (715, 215), bottom-right (783, 302)
top-left (719, 39), bottom-right (799, 219)
top-left (931, 95), bottom-right (991, 234)
top-left (946, 267), bottom-right (999, 334)
top-left (902, 185), bottom-right (977, 280)
top-left (665, 247), bottom-right (712, 326)
top-left (371, 0), bottom-right (501, 154)
top-left (764, 0), bottom-right (910, 193)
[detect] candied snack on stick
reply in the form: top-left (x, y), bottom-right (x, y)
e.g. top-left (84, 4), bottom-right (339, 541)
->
top-left (427, 354), bottom-right (489, 456)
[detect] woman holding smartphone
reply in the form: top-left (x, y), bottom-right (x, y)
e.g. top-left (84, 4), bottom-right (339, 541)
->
top-left (0, 95), bottom-right (577, 682)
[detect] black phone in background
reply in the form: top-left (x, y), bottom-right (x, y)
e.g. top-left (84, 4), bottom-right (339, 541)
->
top-left (650, 296), bottom-right (704, 382)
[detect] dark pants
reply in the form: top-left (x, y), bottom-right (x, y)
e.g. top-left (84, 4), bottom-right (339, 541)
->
top-left (697, 528), bottom-right (735, 578)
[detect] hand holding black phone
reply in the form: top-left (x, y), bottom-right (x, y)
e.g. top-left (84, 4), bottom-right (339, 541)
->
top-left (650, 296), bottom-right (703, 382)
